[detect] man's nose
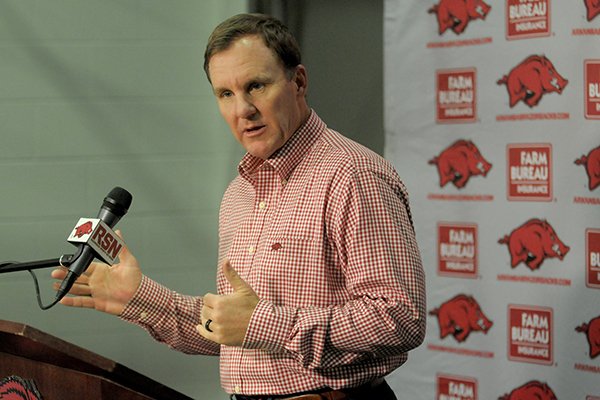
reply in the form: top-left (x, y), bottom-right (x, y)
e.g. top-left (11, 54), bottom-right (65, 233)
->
top-left (235, 95), bottom-right (257, 119)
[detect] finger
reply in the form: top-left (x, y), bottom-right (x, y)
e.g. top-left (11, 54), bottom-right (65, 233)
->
top-left (196, 318), bottom-right (216, 339)
top-left (222, 260), bottom-right (250, 292)
top-left (200, 304), bottom-right (213, 323)
top-left (202, 292), bottom-right (218, 308)
top-left (59, 295), bottom-right (96, 309)
top-left (118, 244), bottom-right (134, 264)
top-left (114, 230), bottom-right (134, 263)
top-left (51, 270), bottom-right (90, 286)
top-left (53, 281), bottom-right (93, 296)
top-left (51, 267), bottom-right (68, 280)
top-left (82, 262), bottom-right (98, 277)
top-left (51, 261), bottom-right (96, 280)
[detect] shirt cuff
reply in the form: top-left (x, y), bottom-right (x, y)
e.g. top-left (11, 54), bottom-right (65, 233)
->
top-left (120, 275), bottom-right (172, 327)
top-left (242, 299), bottom-right (297, 352)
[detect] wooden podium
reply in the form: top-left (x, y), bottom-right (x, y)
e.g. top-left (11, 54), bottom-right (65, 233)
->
top-left (0, 320), bottom-right (194, 400)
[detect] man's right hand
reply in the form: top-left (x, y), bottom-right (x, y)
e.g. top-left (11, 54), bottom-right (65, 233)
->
top-left (51, 230), bottom-right (142, 316)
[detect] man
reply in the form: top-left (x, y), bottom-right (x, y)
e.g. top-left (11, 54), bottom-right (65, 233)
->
top-left (52, 13), bottom-right (426, 400)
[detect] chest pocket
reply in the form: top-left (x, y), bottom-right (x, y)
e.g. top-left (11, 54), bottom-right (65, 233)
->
top-left (251, 235), bottom-right (346, 308)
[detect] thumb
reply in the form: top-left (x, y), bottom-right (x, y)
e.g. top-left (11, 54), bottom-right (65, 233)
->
top-left (114, 230), bottom-right (135, 265)
top-left (222, 260), bottom-right (251, 292)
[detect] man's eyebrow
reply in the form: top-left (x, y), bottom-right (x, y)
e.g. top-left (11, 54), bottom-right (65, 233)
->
top-left (212, 86), bottom-right (227, 95)
top-left (212, 74), bottom-right (274, 95)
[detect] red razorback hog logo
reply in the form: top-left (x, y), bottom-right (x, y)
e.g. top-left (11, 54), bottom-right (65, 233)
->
top-left (574, 145), bottom-right (600, 191)
top-left (498, 219), bottom-right (570, 271)
top-left (497, 55), bottom-right (568, 108)
top-left (74, 221), bottom-right (94, 238)
top-left (585, 0), bottom-right (600, 21)
top-left (429, 140), bottom-right (492, 189)
top-left (575, 315), bottom-right (600, 359)
top-left (0, 376), bottom-right (42, 400)
top-left (499, 380), bottom-right (557, 400)
top-left (429, 294), bottom-right (493, 342)
top-left (428, 0), bottom-right (491, 35)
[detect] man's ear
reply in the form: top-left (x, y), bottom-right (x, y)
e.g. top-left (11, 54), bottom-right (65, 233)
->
top-left (294, 65), bottom-right (308, 96)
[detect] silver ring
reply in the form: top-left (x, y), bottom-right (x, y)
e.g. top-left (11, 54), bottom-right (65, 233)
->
top-left (205, 319), bottom-right (213, 332)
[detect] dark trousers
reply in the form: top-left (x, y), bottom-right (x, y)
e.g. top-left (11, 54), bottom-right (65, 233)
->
top-left (230, 379), bottom-right (398, 400)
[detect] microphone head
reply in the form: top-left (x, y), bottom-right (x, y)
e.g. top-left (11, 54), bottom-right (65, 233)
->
top-left (102, 187), bottom-right (133, 218)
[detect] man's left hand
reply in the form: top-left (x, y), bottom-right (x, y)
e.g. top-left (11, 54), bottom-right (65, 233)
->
top-left (198, 260), bottom-right (259, 346)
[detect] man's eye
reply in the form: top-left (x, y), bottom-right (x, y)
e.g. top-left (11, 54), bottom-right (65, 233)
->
top-left (220, 90), bottom-right (233, 98)
top-left (249, 82), bottom-right (264, 92)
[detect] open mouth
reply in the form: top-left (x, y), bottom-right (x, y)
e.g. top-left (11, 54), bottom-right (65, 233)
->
top-left (244, 125), bottom-right (266, 136)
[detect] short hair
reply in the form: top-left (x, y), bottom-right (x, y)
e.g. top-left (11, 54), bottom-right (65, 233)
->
top-left (203, 13), bottom-right (302, 82)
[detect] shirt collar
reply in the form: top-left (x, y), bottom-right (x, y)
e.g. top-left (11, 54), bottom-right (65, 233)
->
top-left (238, 110), bottom-right (326, 183)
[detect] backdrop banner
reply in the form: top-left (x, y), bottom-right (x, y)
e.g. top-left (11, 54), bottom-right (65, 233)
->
top-left (384, 1), bottom-right (599, 398)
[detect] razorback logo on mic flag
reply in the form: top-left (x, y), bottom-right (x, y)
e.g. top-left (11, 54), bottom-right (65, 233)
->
top-left (506, 0), bottom-right (551, 40)
top-left (498, 218), bottom-right (569, 271)
top-left (428, 0), bottom-right (491, 35)
top-left (497, 55), bottom-right (568, 108)
top-left (67, 218), bottom-right (125, 265)
top-left (575, 145), bottom-right (600, 191)
top-left (585, 0), bottom-right (600, 21)
top-left (429, 294), bottom-right (493, 343)
top-left (429, 140), bottom-right (492, 189)
top-left (73, 220), bottom-right (94, 238)
top-left (499, 380), bottom-right (557, 400)
top-left (576, 315), bottom-right (600, 359)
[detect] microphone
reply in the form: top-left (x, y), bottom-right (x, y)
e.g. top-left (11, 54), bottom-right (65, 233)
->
top-left (56, 187), bottom-right (133, 301)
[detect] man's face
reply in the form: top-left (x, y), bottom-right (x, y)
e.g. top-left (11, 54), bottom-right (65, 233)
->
top-left (208, 35), bottom-right (308, 160)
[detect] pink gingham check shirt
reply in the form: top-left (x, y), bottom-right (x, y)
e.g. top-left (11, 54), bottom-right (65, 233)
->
top-left (121, 111), bottom-right (426, 396)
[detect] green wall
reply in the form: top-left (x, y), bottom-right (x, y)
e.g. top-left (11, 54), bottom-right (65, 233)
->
top-left (0, 1), bottom-right (384, 398)
top-left (0, 1), bottom-right (246, 398)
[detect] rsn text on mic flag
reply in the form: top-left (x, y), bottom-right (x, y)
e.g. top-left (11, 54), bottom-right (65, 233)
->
top-left (67, 218), bottom-right (124, 265)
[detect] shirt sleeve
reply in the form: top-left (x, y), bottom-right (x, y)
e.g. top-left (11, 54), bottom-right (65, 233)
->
top-left (120, 275), bottom-right (220, 356)
top-left (242, 168), bottom-right (426, 370)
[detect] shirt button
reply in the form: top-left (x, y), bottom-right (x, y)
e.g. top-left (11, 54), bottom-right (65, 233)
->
top-left (281, 179), bottom-right (287, 186)
top-left (248, 246), bottom-right (255, 254)
top-left (259, 201), bottom-right (266, 209)
top-left (233, 385), bottom-right (241, 394)
top-left (140, 312), bottom-right (148, 320)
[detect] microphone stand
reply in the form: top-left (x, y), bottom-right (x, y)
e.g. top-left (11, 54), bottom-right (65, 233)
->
top-left (0, 248), bottom-right (84, 310)
top-left (0, 250), bottom-right (81, 274)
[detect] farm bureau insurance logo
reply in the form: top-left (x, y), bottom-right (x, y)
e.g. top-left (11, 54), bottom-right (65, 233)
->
top-left (585, 60), bottom-right (600, 119)
top-left (437, 374), bottom-right (477, 400)
top-left (428, 0), bottom-right (491, 35)
top-left (506, 0), bottom-right (551, 40)
top-left (430, 294), bottom-right (493, 343)
top-left (497, 55), bottom-right (568, 108)
top-left (436, 68), bottom-right (477, 123)
top-left (507, 143), bottom-right (552, 201)
top-left (508, 304), bottom-right (553, 365)
top-left (438, 222), bottom-right (478, 278)
top-left (587, 229), bottom-right (600, 288)
top-left (498, 218), bottom-right (569, 270)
